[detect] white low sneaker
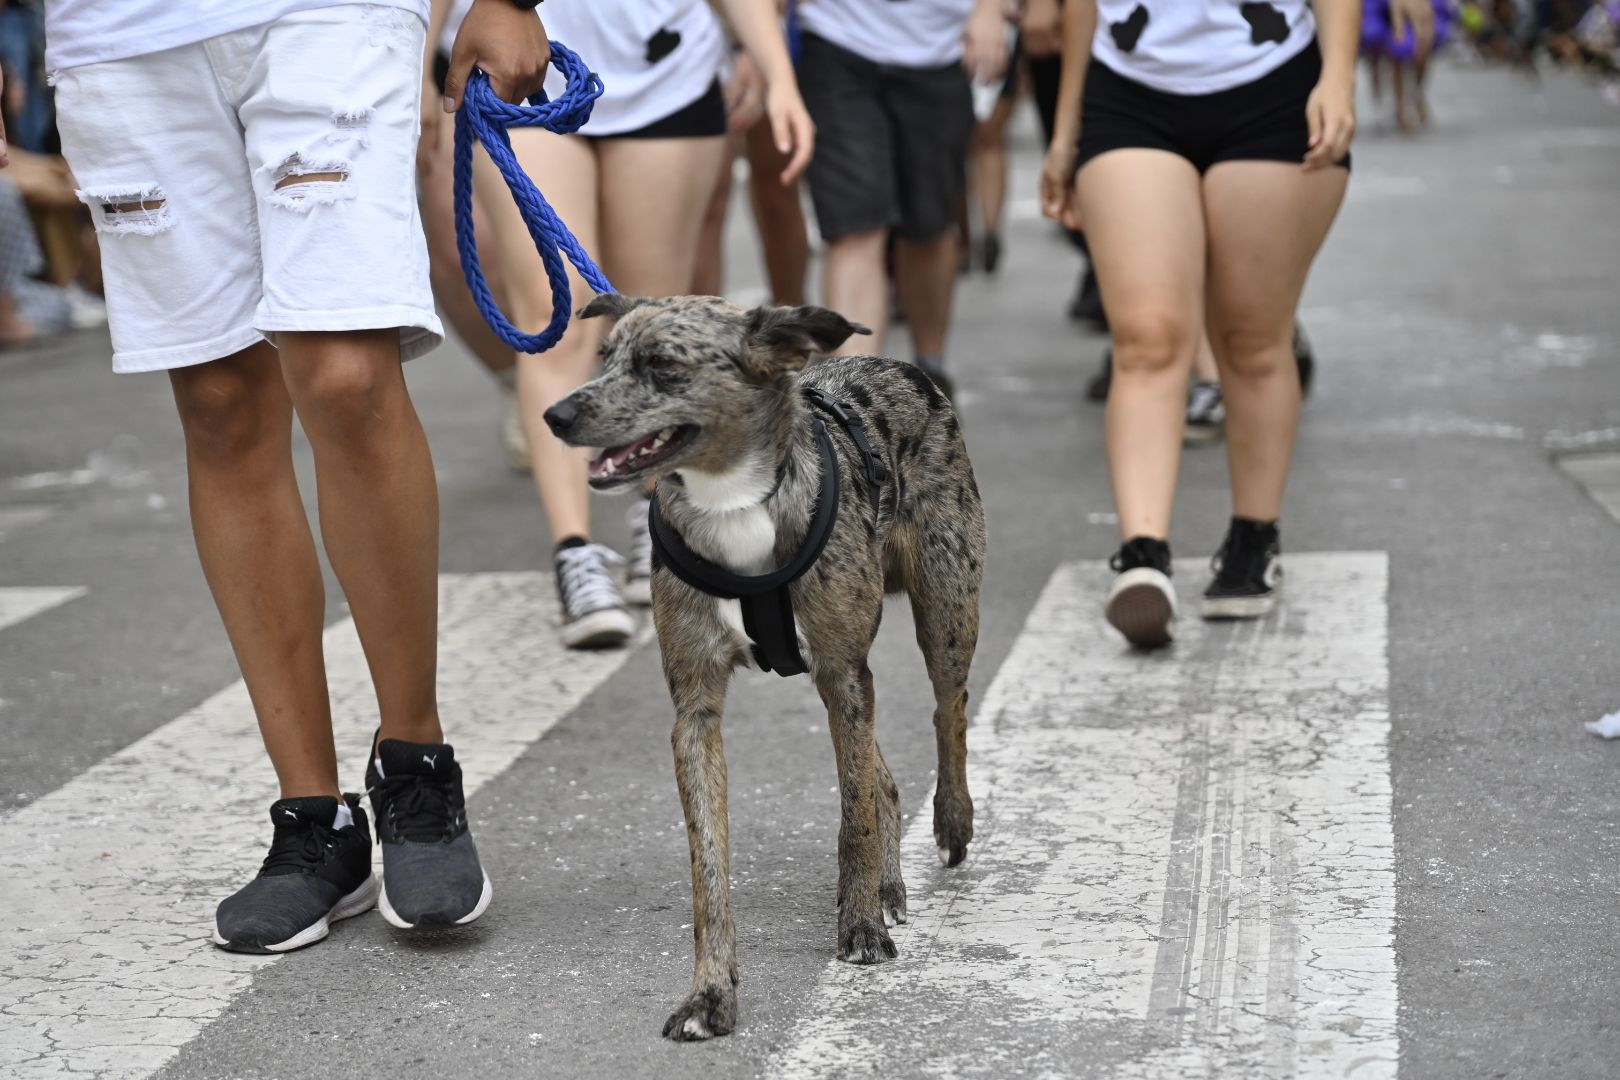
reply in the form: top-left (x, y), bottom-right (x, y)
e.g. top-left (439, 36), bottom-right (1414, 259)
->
top-left (554, 542), bottom-right (634, 649)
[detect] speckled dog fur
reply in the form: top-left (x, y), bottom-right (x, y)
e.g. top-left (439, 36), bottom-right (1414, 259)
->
top-left (547, 295), bottom-right (986, 1042)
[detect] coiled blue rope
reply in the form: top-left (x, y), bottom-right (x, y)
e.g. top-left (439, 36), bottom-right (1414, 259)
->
top-left (454, 42), bottom-right (616, 354)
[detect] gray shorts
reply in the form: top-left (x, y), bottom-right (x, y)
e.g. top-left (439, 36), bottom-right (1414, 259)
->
top-left (797, 33), bottom-right (974, 244)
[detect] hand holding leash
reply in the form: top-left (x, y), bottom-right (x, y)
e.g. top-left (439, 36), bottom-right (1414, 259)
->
top-left (454, 42), bottom-right (616, 353)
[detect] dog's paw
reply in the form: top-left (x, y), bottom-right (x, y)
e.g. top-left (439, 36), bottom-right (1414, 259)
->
top-left (662, 983), bottom-right (737, 1042)
top-left (880, 878), bottom-right (908, 927)
top-left (838, 917), bottom-right (898, 965)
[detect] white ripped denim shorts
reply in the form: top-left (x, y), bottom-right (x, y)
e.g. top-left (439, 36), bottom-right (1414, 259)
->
top-left (53, 5), bottom-right (444, 373)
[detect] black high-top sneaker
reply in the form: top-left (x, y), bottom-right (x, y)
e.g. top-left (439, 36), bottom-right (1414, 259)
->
top-left (213, 794), bottom-right (376, 953)
top-left (1202, 518), bottom-right (1283, 619)
top-left (1105, 537), bottom-right (1176, 647)
top-left (366, 736), bottom-right (491, 929)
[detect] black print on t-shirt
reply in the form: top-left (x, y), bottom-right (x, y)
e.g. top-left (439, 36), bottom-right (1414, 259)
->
top-left (646, 28), bottom-right (682, 64)
top-left (1109, 4), bottom-right (1150, 53)
top-left (1239, 3), bottom-right (1290, 45)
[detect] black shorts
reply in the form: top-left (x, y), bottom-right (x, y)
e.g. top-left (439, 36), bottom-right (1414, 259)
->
top-left (1076, 41), bottom-right (1350, 174)
top-left (797, 32), bottom-right (974, 243)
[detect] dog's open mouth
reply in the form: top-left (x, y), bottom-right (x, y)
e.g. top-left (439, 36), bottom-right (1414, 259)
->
top-left (588, 425), bottom-right (698, 486)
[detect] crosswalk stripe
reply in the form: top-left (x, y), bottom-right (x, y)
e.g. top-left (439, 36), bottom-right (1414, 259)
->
top-left (0, 573), bottom-right (647, 1079)
top-left (0, 586), bottom-right (86, 634)
top-left (769, 554), bottom-right (1396, 1079)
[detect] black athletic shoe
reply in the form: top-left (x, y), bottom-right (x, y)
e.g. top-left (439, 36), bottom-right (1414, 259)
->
top-left (1068, 267), bottom-right (1107, 329)
top-left (1294, 323), bottom-right (1315, 397)
top-left (1086, 349), bottom-right (1113, 402)
top-left (1202, 518), bottom-right (1283, 620)
top-left (366, 736), bottom-right (492, 929)
top-left (213, 794), bottom-right (376, 954)
top-left (1105, 537), bottom-right (1176, 647)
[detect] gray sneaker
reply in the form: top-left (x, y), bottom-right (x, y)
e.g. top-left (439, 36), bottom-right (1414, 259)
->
top-left (366, 738), bottom-right (491, 930)
top-left (624, 497), bottom-right (654, 606)
top-left (213, 794), bottom-right (377, 953)
top-left (555, 540), bottom-right (635, 648)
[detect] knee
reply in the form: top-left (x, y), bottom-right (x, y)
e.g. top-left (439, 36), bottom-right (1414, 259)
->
top-left (283, 351), bottom-right (393, 436)
top-left (1212, 323), bottom-right (1291, 380)
top-left (170, 358), bottom-right (280, 462)
top-left (1109, 312), bottom-right (1196, 377)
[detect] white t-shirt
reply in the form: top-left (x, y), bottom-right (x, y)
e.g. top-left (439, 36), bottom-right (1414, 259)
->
top-left (44, 0), bottom-right (430, 71)
top-left (439, 0), bottom-right (476, 57)
top-left (1090, 1), bottom-right (1315, 95)
top-left (798, 0), bottom-right (976, 68)
top-left (538, 0), bottom-right (726, 136)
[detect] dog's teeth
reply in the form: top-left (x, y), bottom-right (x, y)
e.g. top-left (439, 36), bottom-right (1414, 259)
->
top-left (658, 427), bottom-right (675, 441)
top-left (600, 457), bottom-right (617, 476)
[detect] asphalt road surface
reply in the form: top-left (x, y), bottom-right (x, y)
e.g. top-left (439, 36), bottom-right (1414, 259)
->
top-left (2, 60), bottom-right (1618, 1080)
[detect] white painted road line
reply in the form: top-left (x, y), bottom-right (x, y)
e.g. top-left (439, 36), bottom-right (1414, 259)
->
top-left (770, 554), bottom-right (1396, 1079)
top-left (0, 573), bottom-right (647, 1080)
top-left (0, 587), bottom-right (86, 634)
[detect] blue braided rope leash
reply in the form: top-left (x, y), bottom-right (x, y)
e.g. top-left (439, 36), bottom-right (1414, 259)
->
top-left (454, 42), bottom-right (616, 354)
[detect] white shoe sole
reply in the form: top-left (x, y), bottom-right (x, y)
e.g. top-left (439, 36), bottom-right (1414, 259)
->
top-left (562, 606), bottom-right (635, 648)
top-left (1201, 592), bottom-right (1278, 620)
top-left (377, 870), bottom-right (494, 930)
top-left (622, 576), bottom-right (653, 607)
top-left (212, 874), bottom-right (378, 953)
top-left (1105, 567), bottom-right (1177, 647)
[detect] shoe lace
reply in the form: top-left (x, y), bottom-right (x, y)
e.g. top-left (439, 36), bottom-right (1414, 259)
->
top-left (626, 498), bottom-right (654, 580)
top-left (260, 821), bottom-right (338, 876)
top-left (556, 543), bottom-right (626, 617)
top-left (371, 774), bottom-right (462, 843)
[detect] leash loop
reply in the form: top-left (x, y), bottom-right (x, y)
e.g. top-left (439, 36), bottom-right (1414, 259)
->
top-left (454, 42), bottom-right (616, 353)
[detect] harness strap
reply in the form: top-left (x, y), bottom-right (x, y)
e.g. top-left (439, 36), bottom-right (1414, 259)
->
top-left (646, 387), bottom-right (893, 678)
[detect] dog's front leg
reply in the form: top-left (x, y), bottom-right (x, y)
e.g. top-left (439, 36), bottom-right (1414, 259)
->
top-left (662, 655), bottom-right (739, 1041)
top-left (817, 663), bottom-right (897, 964)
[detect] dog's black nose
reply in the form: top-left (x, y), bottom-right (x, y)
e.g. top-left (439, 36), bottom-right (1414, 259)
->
top-left (543, 400), bottom-right (578, 437)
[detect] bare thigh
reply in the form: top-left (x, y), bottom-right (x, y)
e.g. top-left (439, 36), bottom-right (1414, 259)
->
top-left (1202, 161), bottom-right (1346, 367)
top-left (596, 136), bottom-right (729, 297)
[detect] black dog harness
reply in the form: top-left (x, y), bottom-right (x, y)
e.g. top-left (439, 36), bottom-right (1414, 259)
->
top-left (647, 388), bottom-right (888, 677)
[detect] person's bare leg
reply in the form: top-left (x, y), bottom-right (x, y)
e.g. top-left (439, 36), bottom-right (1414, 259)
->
top-left (1074, 150), bottom-right (1207, 540)
top-left (482, 129), bottom-right (602, 543)
top-left (824, 228), bottom-right (890, 354)
top-left (599, 134), bottom-right (729, 298)
top-left (421, 120), bottom-right (515, 377)
top-left (744, 120), bottom-right (810, 306)
top-left (972, 94), bottom-right (1016, 247)
top-left (1193, 334), bottom-right (1219, 383)
top-left (894, 231), bottom-right (959, 360)
top-left (1202, 161), bottom-right (1347, 523)
top-left (277, 330), bottom-right (442, 747)
top-left (170, 343), bottom-right (337, 797)
top-left (692, 135), bottom-right (741, 296)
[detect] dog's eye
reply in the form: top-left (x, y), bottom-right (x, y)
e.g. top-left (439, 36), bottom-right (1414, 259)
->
top-left (640, 353), bottom-right (675, 372)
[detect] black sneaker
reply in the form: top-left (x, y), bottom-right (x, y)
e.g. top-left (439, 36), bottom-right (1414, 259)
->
top-left (1086, 349), bottom-right (1112, 402)
top-left (1202, 518), bottom-right (1283, 619)
top-left (1185, 380), bottom-right (1226, 444)
top-left (366, 737), bottom-right (492, 929)
top-left (915, 357), bottom-right (956, 403)
top-left (213, 794), bottom-right (376, 954)
top-left (1105, 537), bottom-right (1177, 647)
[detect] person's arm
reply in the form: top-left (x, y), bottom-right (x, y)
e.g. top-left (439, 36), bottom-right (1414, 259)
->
top-left (1021, 0), bottom-right (1064, 59)
top-left (1039, 0), bottom-right (1094, 227)
top-left (963, 0), bottom-right (1010, 83)
top-left (717, 0), bottom-right (816, 183)
top-left (1305, 0), bottom-right (1359, 171)
top-left (0, 63), bottom-right (11, 168)
top-left (443, 0), bottom-right (552, 110)
top-left (419, 0), bottom-right (455, 173)
top-left (1389, 0), bottom-right (1436, 58)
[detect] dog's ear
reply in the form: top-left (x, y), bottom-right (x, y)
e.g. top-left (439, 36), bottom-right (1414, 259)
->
top-left (577, 293), bottom-right (648, 322)
top-left (744, 305), bottom-right (871, 371)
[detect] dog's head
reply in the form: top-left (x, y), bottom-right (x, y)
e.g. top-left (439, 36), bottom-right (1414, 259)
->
top-left (543, 295), bottom-right (870, 492)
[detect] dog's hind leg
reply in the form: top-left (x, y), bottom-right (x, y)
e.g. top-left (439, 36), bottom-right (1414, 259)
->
top-left (817, 662), bottom-right (898, 964)
top-left (907, 542), bottom-right (983, 869)
top-left (662, 655), bottom-right (740, 1041)
top-left (874, 743), bottom-right (907, 926)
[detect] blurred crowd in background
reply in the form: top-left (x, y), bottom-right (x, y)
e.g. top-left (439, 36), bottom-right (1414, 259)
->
top-left (0, 0), bottom-right (1615, 360)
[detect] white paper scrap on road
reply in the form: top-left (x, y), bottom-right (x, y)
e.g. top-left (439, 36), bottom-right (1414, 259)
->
top-left (1584, 711), bottom-right (1620, 739)
top-left (0, 573), bottom-right (646, 1080)
top-left (770, 554), bottom-right (1397, 1080)
top-left (0, 586), bottom-right (86, 634)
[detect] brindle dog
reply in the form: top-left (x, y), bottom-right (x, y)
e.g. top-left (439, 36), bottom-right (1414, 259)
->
top-left (543, 295), bottom-right (986, 1041)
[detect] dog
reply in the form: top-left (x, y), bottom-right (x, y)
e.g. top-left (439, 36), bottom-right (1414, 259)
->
top-left (543, 295), bottom-right (986, 1041)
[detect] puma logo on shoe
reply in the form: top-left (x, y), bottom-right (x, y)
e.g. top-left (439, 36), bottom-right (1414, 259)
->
top-left (422, 754), bottom-right (438, 769)
top-left (283, 809), bottom-right (299, 820)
